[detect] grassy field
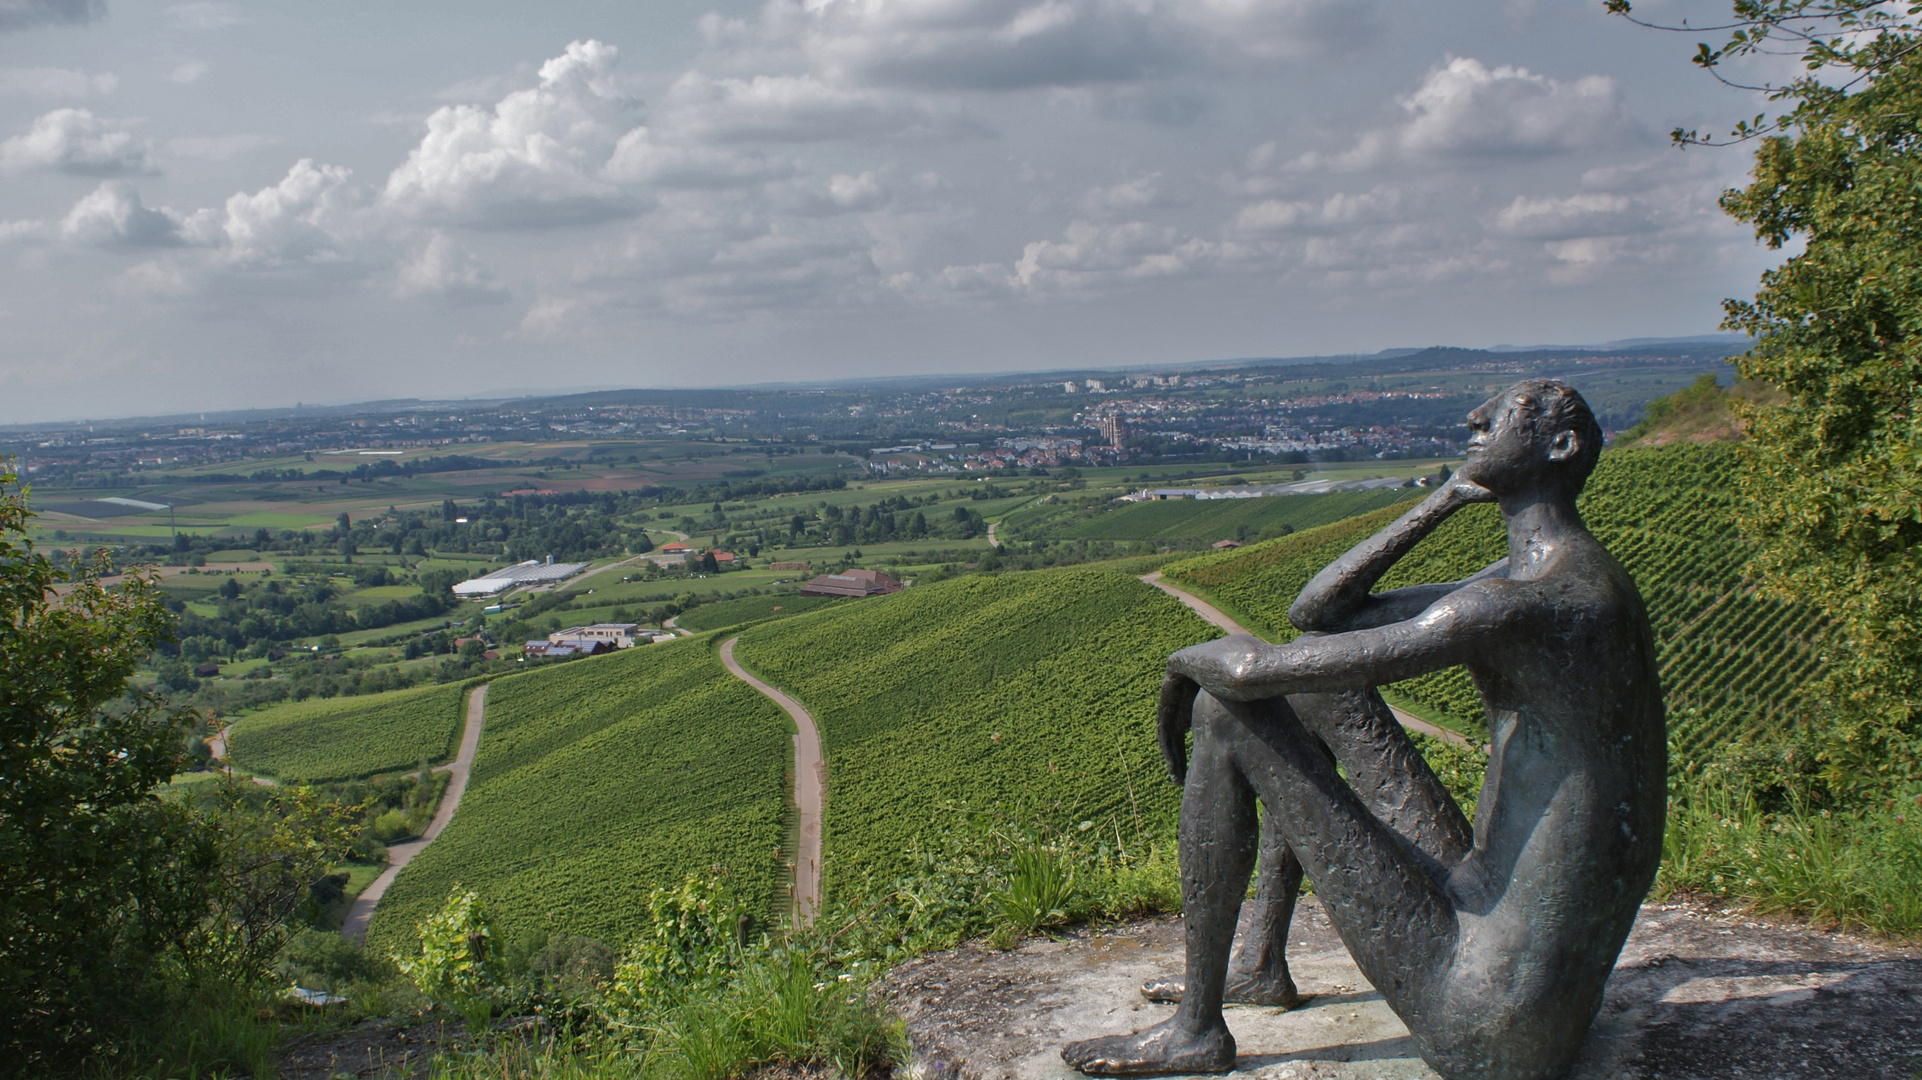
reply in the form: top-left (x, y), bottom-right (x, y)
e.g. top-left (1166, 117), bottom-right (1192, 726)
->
top-left (1162, 444), bottom-right (1830, 754)
top-left (732, 571), bottom-right (1214, 901)
top-left (224, 682), bottom-right (472, 782)
top-left (364, 637), bottom-right (793, 955)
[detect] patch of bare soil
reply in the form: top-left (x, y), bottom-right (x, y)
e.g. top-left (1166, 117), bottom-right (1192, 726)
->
top-left (275, 1016), bottom-right (459, 1079)
top-left (885, 900), bottom-right (1922, 1080)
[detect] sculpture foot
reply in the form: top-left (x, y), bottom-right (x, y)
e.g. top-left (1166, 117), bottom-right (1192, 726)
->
top-left (1062, 1018), bottom-right (1235, 1076)
top-left (1138, 972), bottom-right (1307, 1009)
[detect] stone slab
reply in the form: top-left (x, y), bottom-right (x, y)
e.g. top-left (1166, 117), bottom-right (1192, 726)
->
top-left (886, 900), bottom-right (1922, 1080)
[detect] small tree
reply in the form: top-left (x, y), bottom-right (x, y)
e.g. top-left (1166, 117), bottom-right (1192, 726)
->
top-left (393, 885), bottom-right (500, 1032)
top-left (1612, 0), bottom-right (1922, 790)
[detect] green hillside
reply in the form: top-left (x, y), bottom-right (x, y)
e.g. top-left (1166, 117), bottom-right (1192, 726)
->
top-left (732, 571), bottom-right (1215, 900)
top-left (224, 682), bottom-right (470, 783)
top-left (1005, 486), bottom-right (1418, 545)
top-left (1163, 444), bottom-right (1830, 754)
top-left (675, 594), bottom-right (848, 632)
top-left (364, 637), bottom-right (792, 955)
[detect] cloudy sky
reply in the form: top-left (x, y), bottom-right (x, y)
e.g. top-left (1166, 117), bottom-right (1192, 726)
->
top-left (0, 0), bottom-right (1776, 422)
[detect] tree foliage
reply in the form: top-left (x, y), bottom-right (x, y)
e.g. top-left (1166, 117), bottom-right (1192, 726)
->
top-left (1, 463), bottom-right (367, 1074)
top-left (1614, 0), bottom-right (1922, 788)
top-left (0, 463), bottom-right (212, 1068)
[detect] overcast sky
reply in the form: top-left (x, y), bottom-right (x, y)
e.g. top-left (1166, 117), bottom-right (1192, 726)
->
top-left (0, 0), bottom-right (1778, 422)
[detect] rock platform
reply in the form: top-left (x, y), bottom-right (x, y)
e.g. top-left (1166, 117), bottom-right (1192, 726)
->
top-left (886, 900), bottom-right (1922, 1080)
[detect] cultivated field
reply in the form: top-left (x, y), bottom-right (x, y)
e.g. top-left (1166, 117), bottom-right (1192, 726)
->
top-left (363, 638), bottom-right (792, 954)
top-left (224, 682), bottom-right (472, 782)
top-left (732, 571), bottom-right (1213, 900)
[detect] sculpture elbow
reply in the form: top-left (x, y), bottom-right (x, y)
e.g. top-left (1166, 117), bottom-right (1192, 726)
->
top-left (1287, 597), bottom-right (1322, 633)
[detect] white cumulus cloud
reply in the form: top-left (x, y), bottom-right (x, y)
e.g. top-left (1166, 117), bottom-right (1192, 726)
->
top-left (380, 39), bottom-right (644, 229)
top-left (61, 181), bottom-right (185, 247)
top-left (1013, 219), bottom-right (1220, 292)
top-left (1291, 57), bottom-right (1640, 171)
top-left (1398, 57), bottom-right (1636, 158)
top-left (181, 158), bottom-right (358, 264)
top-left (0, 108), bottom-right (157, 176)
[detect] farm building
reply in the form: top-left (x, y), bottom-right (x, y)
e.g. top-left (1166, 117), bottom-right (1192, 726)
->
top-left (798, 568), bottom-right (902, 598)
top-left (451, 557), bottom-right (589, 597)
top-left (547, 623), bottom-right (642, 649)
top-left (523, 639), bottom-right (614, 659)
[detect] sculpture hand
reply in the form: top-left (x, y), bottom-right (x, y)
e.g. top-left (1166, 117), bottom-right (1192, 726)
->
top-left (1156, 671), bottom-right (1198, 785)
top-left (1168, 635), bottom-right (1271, 703)
top-left (1435, 468), bottom-right (1497, 507)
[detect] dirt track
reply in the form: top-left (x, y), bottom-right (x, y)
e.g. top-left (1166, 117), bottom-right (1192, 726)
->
top-left (340, 683), bottom-right (488, 943)
top-left (718, 636), bottom-right (823, 927)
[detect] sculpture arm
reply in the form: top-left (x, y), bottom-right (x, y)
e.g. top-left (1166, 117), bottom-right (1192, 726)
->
top-left (1170, 585), bottom-right (1503, 702)
top-left (1312, 558), bottom-right (1510, 633)
top-left (1287, 473), bottom-right (1496, 633)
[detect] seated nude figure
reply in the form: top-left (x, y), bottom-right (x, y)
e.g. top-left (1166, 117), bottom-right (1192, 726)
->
top-left (1064, 380), bottom-right (1665, 1080)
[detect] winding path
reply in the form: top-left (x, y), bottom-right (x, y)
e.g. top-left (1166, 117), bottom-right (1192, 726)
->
top-left (1139, 571), bottom-right (1471, 749)
top-left (341, 683), bottom-right (489, 942)
top-left (718, 636), bottom-right (822, 927)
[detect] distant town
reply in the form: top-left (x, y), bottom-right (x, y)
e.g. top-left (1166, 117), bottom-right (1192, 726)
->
top-left (2, 342), bottom-right (1736, 490)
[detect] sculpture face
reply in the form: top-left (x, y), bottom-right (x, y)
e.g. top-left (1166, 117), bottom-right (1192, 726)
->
top-left (1458, 386), bottom-right (1584, 498)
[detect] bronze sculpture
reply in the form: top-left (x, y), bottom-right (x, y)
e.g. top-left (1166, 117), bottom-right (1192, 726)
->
top-left (1064, 380), bottom-right (1666, 1080)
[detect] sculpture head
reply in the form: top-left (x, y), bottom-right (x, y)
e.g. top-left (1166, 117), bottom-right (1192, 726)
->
top-left (1459, 379), bottom-right (1602, 499)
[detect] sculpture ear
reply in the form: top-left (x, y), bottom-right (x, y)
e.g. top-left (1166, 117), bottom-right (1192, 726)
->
top-left (1548, 428), bottom-right (1581, 463)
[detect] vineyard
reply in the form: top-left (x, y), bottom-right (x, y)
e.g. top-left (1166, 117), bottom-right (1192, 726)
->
top-left (364, 637), bottom-right (792, 955)
top-left (674, 594), bottom-right (847, 632)
top-left (1162, 444), bottom-right (1829, 756)
top-left (1002, 487), bottom-right (1417, 545)
top-left (223, 682), bottom-right (470, 782)
top-left (731, 571), bottom-right (1217, 901)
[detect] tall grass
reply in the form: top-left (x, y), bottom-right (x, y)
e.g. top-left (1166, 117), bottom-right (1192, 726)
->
top-left (1659, 782), bottom-right (1922, 937)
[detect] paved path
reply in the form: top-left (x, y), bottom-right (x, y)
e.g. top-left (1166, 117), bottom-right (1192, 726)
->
top-left (718, 636), bottom-right (822, 927)
top-left (341, 683), bottom-right (489, 942)
top-left (1139, 572), bottom-right (1470, 749)
top-left (987, 520), bottom-right (1001, 548)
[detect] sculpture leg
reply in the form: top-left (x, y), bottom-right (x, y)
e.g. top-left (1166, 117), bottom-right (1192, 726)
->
top-left (1063, 696), bottom-right (1258, 1075)
top-left (1141, 687), bottom-right (1448, 1009)
top-left (1220, 692), bottom-right (1460, 1027)
top-left (1292, 688), bottom-right (1473, 869)
top-left (1224, 812), bottom-right (1306, 1004)
top-left (1139, 809), bottom-right (1306, 1008)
